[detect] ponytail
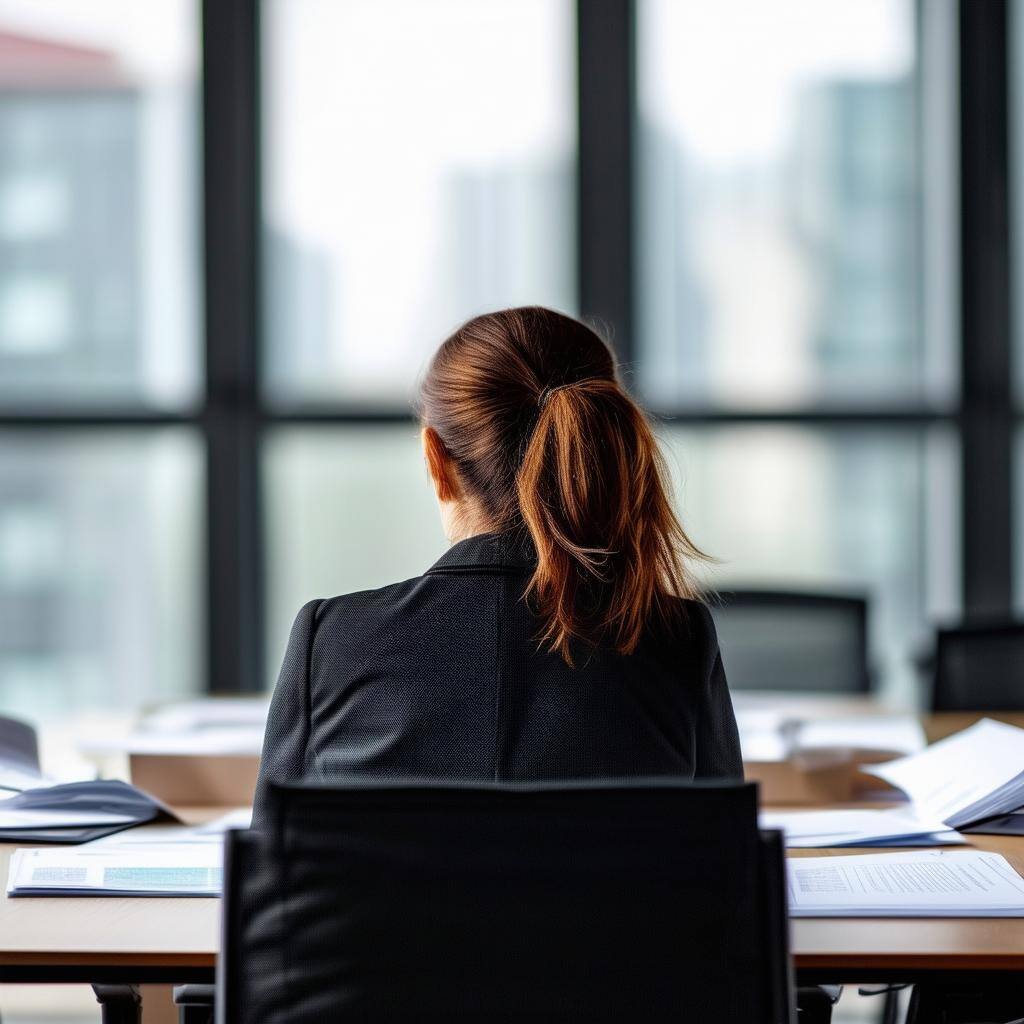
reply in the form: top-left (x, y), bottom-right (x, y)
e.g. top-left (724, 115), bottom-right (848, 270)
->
top-left (517, 377), bottom-right (703, 663)
top-left (421, 306), bottom-right (707, 665)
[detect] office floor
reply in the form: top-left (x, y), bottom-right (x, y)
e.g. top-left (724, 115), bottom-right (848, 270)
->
top-left (0, 985), bottom-right (177, 1023)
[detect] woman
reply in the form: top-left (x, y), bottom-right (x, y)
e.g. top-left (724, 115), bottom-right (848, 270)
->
top-left (253, 307), bottom-right (740, 822)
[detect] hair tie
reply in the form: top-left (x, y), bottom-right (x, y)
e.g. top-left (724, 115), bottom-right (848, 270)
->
top-left (539, 381), bottom-right (578, 408)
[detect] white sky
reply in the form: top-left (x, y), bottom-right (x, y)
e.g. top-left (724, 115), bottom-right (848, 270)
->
top-left (640, 0), bottom-right (913, 162)
top-left (0, 0), bottom-right (196, 78)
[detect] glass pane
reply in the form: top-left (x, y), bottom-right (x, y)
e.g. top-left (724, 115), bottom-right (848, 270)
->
top-left (661, 425), bottom-right (960, 702)
top-left (266, 424), bottom-right (957, 704)
top-left (0, 430), bottom-right (202, 718)
top-left (262, 0), bottom-right (577, 405)
top-left (637, 0), bottom-right (950, 409)
top-left (0, 1), bottom-right (200, 407)
top-left (264, 426), bottom-right (446, 683)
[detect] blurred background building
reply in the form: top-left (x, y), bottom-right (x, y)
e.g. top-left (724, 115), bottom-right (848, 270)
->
top-left (0, 0), bottom-right (1012, 717)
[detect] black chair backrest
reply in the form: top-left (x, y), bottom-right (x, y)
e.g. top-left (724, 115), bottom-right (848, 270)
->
top-left (711, 589), bottom-right (870, 693)
top-left (931, 621), bottom-right (1024, 711)
top-left (219, 780), bottom-right (793, 1023)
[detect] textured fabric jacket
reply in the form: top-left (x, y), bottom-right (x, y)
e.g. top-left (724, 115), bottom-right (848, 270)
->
top-left (253, 532), bottom-right (742, 827)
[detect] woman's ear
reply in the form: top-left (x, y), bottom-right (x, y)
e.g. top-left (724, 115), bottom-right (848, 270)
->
top-left (421, 427), bottom-right (460, 504)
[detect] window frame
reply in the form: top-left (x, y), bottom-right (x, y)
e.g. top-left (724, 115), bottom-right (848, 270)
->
top-left (0, 0), bottom-right (1013, 694)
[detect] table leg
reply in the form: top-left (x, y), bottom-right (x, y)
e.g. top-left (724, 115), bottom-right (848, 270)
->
top-left (92, 984), bottom-right (141, 1024)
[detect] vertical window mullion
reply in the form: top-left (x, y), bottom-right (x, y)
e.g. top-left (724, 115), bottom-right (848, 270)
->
top-left (959, 0), bottom-right (1013, 616)
top-left (202, 0), bottom-right (265, 691)
top-left (577, 0), bottom-right (636, 373)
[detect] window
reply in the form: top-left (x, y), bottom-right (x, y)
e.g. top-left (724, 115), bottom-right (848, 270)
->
top-left (264, 426), bottom-right (444, 677)
top-left (0, 0), bottom-right (202, 716)
top-left (0, 0), bottom-right (200, 406)
top-left (261, 0), bottom-right (577, 405)
top-left (0, 431), bottom-right (202, 717)
top-left (661, 425), bottom-right (959, 698)
top-left (8, 0), bottom-right (1016, 712)
top-left (636, 0), bottom-right (945, 409)
top-left (626, 0), bottom-right (961, 701)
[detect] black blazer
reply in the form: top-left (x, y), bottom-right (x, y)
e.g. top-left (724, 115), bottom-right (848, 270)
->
top-left (253, 532), bottom-right (742, 826)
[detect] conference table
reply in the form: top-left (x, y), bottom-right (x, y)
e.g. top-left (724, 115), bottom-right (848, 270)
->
top-left (0, 710), bottom-right (1022, 997)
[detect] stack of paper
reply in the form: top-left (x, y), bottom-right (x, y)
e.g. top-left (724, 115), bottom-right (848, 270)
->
top-left (737, 711), bottom-right (926, 764)
top-left (141, 699), bottom-right (269, 734)
top-left (786, 850), bottom-right (1024, 917)
top-left (80, 699), bottom-right (269, 759)
top-left (0, 780), bottom-right (179, 843)
top-left (7, 831), bottom-right (223, 897)
top-left (863, 718), bottom-right (1024, 831)
top-left (796, 716), bottom-right (926, 756)
top-left (760, 808), bottom-right (963, 848)
top-left (0, 712), bottom-right (178, 843)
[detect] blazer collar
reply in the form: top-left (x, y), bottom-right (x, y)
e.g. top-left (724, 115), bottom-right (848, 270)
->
top-left (425, 531), bottom-right (536, 575)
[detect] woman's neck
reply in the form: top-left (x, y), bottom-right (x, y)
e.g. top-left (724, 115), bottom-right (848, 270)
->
top-left (443, 499), bottom-right (496, 545)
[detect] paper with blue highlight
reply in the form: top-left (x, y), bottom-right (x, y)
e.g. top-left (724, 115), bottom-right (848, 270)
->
top-left (6, 839), bottom-right (223, 896)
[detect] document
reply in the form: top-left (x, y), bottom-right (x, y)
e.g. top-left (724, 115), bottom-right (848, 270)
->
top-left (0, 806), bottom-right (134, 829)
top-left (82, 698), bottom-right (269, 757)
top-left (737, 711), bottom-right (925, 763)
top-left (796, 716), bottom-right (926, 756)
top-left (194, 808), bottom-right (252, 834)
top-left (786, 850), bottom-right (1024, 917)
top-left (141, 698), bottom-right (269, 733)
top-left (7, 840), bottom-right (222, 897)
top-left (760, 808), bottom-right (963, 848)
top-left (0, 779), bottom-right (180, 844)
top-left (95, 729), bottom-right (264, 756)
top-left (862, 719), bottom-right (1024, 829)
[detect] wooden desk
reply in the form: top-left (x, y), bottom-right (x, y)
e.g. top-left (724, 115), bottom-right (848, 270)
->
top-left (0, 841), bottom-right (217, 985)
top-left (0, 809), bottom-right (221, 985)
top-left (1, 829), bottom-right (1023, 987)
top-left (5, 708), bottom-right (1024, 986)
top-left (789, 832), bottom-right (1024, 982)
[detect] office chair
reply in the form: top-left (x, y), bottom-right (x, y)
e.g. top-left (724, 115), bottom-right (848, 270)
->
top-left (929, 621), bottom-right (1024, 712)
top-left (711, 589), bottom-right (871, 693)
top-left (177, 779), bottom-right (799, 1023)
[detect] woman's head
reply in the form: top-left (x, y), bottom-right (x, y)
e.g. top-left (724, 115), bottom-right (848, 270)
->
top-left (420, 306), bottom-right (706, 663)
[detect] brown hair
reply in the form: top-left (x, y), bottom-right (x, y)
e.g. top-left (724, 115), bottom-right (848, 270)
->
top-left (420, 306), bottom-right (707, 664)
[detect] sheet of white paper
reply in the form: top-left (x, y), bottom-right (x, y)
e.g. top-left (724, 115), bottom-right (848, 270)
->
top-left (86, 727), bottom-right (264, 756)
top-left (737, 712), bottom-right (926, 764)
top-left (862, 719), bottom-right (1024, 825)
top-left (865, 832), bottom-right (968, 847)
top-left (786, 850), bottom-right (1024, 917)
top-left (0, 766), bottom-right (50, 793)
top-left (760, 808), bottom-right (958, 848)
top-left (195, 808), bottom-right (251, 834)
top-left (88, 824), bottom-right (222, 847)
top-left (735, 709), bottom-right (793, 761)
top-left (140, 698), bottom-right (269, 733)
top-left (796, 716), bottom-right (926, 756)
top-left (7, 842), bottom-right (223, 896)
top-left (0, 806), bottom-right (135, 829)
